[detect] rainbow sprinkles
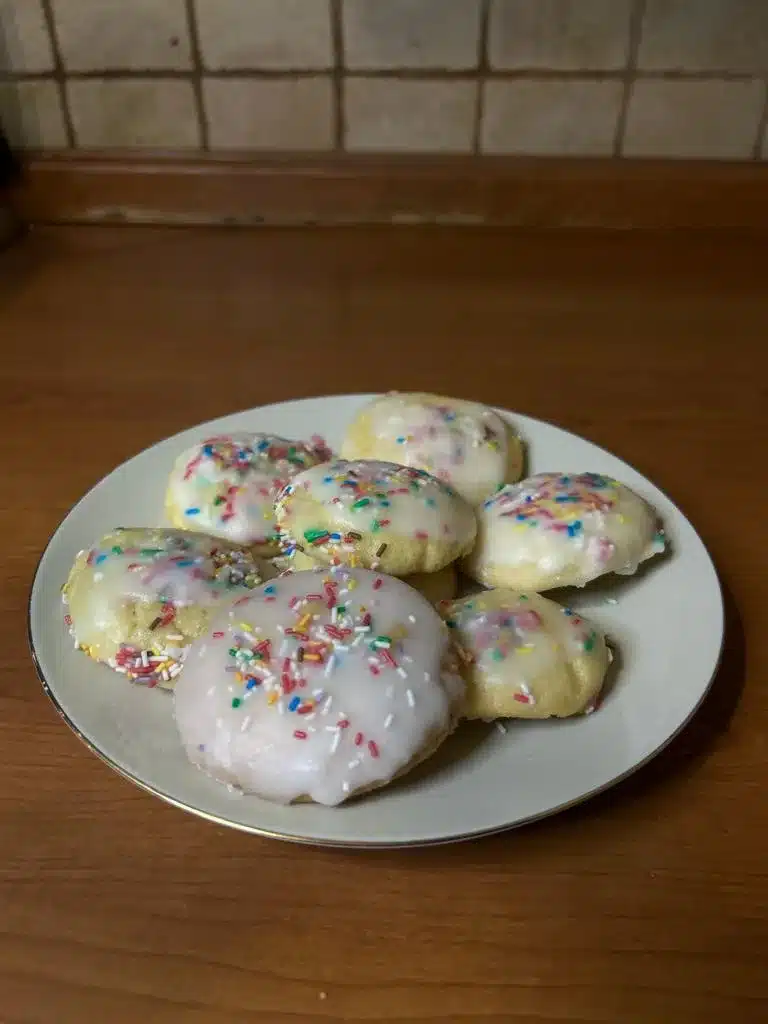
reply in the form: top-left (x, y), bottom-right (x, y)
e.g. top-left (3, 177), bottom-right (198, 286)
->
top-left (62, 528), bottom-right (261, 689)
top-left (165, 432), bottom-right (331, 551)
top-left (59, 393), bottom-right (674, 811)
top-left (174, 566), bottom-right (464, 806)
top-left (274, 458), bottom-right (477, 576)
top-left (465, 471), bottom-right (665, 591)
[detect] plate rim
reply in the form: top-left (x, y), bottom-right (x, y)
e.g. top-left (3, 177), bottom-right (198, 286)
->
top-left (27, 393), bottom-right (726, 849)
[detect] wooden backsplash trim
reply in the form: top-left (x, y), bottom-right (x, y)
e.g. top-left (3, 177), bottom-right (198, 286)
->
top-left (13, 151), bottom-right (768, 229)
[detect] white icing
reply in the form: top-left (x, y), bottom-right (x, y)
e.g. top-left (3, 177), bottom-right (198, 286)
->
top-left (167, 433), bottom-right (331, 546)
top-left (174, 566), bottom-right (464, 806)
top-left (64, 528), bottom-right (260, 684)
top-left (469, 472), bottom-right (664, 589)
top-left (444, 591), bottom-right (605, 713)
top-left (276, 458), bottom-right (476, 546)
top-left (351, 393), bottom-right (511, 505)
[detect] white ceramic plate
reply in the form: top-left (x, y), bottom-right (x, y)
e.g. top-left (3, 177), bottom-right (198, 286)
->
top-left (29, 395), bottom-right (723, 848)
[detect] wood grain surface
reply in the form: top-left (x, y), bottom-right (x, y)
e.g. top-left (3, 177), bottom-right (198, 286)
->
top-left (0, 225), bottom-right (766, 1023)
top-left (15, 152), bottom-right (768, 230)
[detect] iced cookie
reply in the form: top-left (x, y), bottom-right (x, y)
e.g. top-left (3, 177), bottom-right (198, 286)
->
top-left (464, 472), bottom-right (665, 591)
top-left (165, 432), bottom-right (331, 555)
top-left (275, 458), bottom-right (477, 576)
top-left (287, 548), bottom-right (458, 606)
top-left (63, 528), bottom-right (261, 688)
top-left (443, 590), bottom-right (610, 719)
top-left (341, 392), bottom-right (524, 506)
top-left (174, 566), bottom-right (465, 806)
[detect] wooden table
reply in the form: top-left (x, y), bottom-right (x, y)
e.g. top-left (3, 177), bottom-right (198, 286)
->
top-left (1, 225), bottom-right (766, 1023)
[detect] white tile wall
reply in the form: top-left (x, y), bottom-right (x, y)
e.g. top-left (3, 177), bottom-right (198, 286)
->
top-left (343, 0), bottom-right (482, 70)
top-left (489, 0), bottom-right (633, 71)
top-left (623, 79), bottom-right (765, 159)
top-left (68, 79), bottom-right (200, 147)
top-left (0, 80), bottom-right (67, 147)
top-left (2, 0), bottom-right (767, 158)
top-left (196, 0), bottom-right (333, 70)
top-left (345, 78), bottom-right (476, 152)
top-left (54, 0), bottom-right (191, 71)
top-left (205, 77), bottom-right (334, 149)
top-left (638, 0), bottom-right (768, 73)
top-left (482, 79), bottom-right (623, 155)
top-left (0, 0), bottom-right (55, 73)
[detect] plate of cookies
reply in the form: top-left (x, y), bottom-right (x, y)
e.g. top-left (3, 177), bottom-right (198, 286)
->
top-left (28, 393), bottom-right (723, 847)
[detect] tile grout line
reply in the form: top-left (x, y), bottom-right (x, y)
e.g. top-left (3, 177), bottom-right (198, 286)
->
top-left (753, 37), bottom-right (768, 160)
top-left (4, 68), bottom-right (765, 84)
top-left (38, 0), bottom-right (75, 147)
top-left (751, 79), bottom-right (768, 160)
top-left (614, 0), bottom-right (647, 157)
top-left (330, 0), bottom-right (344, 151)
top-left (473, 0), bottom-right (492, 154)
top-left (185, 0), bottom-right (209, 150)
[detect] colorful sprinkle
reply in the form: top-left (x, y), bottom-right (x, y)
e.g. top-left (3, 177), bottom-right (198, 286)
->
top-left (303, 528), bottom-right (331, 544)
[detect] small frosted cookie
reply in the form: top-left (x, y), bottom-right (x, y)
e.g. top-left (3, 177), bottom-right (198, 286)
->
top-left (63, 528), bottom-right (261, 688)
top-left (443, 590), bottom-right (610, 719)
top-left (275, 458), bottom-right (476, 576)
top-left (464, 472), bottom-right (665, 591)
top-left (341, 392), bottom-right (524, 506)
top-left (174, 566), bottom-right (465, 805)
top-left (287, 548), bottom-right (458, 606)
top-left (165, 432), bottom-right (331, 555)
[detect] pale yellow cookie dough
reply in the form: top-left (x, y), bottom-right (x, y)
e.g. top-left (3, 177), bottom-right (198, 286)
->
top-left (63, 527), bottom-right (261, 688)
top-left (442, 589), bottom-right (610, 720)
top-left (341, 392), bottom-right (524, 506)
top-left (288, 548), bottom-right (458, 606)
top-left (275, 458), bottom-right (476, 576)
top-left (165, 432), bottom-right (331, 557)
top-left (463, 472), bottom-right (665, 591)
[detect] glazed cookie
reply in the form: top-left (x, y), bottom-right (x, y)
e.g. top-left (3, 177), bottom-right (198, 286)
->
top-left (443, 590), bottom-right (610, 719)
top-left (165, 432), bottom-right (331, 555)
top-left (287, 548), bottom-right (458, 606)
top-left (174, 566), bottom-right (465, 805)
top-left (341, 392), bottom-right (524, 506)
top-left (464, 472), bottom-right (665, 591)
top-left (275, 459), bottom-right (476, 576)
top-left (63, 528), bottom-right (261, 688)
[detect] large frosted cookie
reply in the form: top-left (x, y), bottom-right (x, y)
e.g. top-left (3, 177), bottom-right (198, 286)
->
top-left (443, 589), bottom-right (610, 720)
top-left (174, 566), bottom-right (465, 805)
top-left (287, 548), bottom-right (458, 606)
top-left (63, 528), bottom-right (261, 688)
top-left (341, 392), bottom-right (524, 506)
top-left (464, 472), bottom-right (665, 591)
top-left (275, 458), bottom-right (476, 576)
top-left (165, 432), bottom-right (331, 555)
